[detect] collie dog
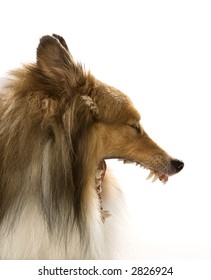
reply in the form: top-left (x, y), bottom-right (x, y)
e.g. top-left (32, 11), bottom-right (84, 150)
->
top-left (0, 34), bottom-right (184, 259)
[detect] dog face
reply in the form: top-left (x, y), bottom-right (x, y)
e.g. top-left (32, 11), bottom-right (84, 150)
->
top-left (36, 34), bottom-right (183, 184)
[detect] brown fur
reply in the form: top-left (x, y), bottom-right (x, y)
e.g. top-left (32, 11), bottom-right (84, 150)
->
top-left (0, 35), bottom-right (183, 259)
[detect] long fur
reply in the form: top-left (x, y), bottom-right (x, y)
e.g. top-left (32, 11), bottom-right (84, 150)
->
top-left (0, 34), bottom-right (183, 259)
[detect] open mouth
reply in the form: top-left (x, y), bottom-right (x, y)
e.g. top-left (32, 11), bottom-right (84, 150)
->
top-left (95, 158), bottom-right (169, 222)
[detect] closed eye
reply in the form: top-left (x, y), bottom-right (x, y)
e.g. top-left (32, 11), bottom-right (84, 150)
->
top-left (130, 124), bottom-right (141, 133)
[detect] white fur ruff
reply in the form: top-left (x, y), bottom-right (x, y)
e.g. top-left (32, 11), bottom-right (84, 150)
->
top-left (0, 169), bottom-right (133, 259)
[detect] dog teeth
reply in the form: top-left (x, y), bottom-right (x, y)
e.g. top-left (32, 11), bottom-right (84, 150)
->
top-left (147, 171), bottom-right (154, 180)
top-left (152, 174), bottom-right (159, 183)
top-left (162, 176), bottom-right (168, 184)
top-left (118, 159), bottom-right (169, 185)
top-left (146, 171), bottom-right (162, 183)
top-left (96, 185), bottom-right (102, 194)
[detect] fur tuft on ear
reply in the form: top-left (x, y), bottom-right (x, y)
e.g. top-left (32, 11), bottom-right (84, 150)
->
top-left (37, 35), bottom-right (86, 91)
top-left (81, 96), bottom-right (99, 116)
top-left (62, 95), bottom-right (99, 138)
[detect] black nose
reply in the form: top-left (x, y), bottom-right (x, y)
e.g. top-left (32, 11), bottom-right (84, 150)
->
top-left (171, 159), bottom-right (184, 173)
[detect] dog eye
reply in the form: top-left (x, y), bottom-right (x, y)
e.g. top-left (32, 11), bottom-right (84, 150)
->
top-left (130, 124), bottom-right (141, 133)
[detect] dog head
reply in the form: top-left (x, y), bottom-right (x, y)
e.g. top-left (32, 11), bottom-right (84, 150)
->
top-left (36, 34), bottom-right (184, 182)
top-left (0, 35), bottom-right (183, 227)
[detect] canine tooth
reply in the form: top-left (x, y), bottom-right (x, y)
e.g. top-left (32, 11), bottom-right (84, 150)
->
top-left (147, 171), bottom-right (154, 180)
top-left (152, 174), bottom-right (159, 183)
top-left (162, 177), bottom-right (168, 184)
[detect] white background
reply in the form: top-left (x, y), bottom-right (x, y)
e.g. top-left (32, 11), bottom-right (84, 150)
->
top-left (0, 0), bottom-right (211, 259)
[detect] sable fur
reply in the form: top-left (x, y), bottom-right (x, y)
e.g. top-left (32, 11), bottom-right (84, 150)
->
top-left (0, 34), bottom-right (183, 259)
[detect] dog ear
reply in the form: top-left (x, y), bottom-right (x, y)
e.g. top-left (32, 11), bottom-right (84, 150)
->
top-left (36, 35), bottom-right (86, 91)
top-left (52, 34), bottom-right (70, 52)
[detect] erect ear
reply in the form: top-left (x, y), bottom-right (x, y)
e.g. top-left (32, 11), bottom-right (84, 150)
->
top-left (36, 35), bottom-right (86, 90)
top-left (52, 34), bottom-right (70, 52)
